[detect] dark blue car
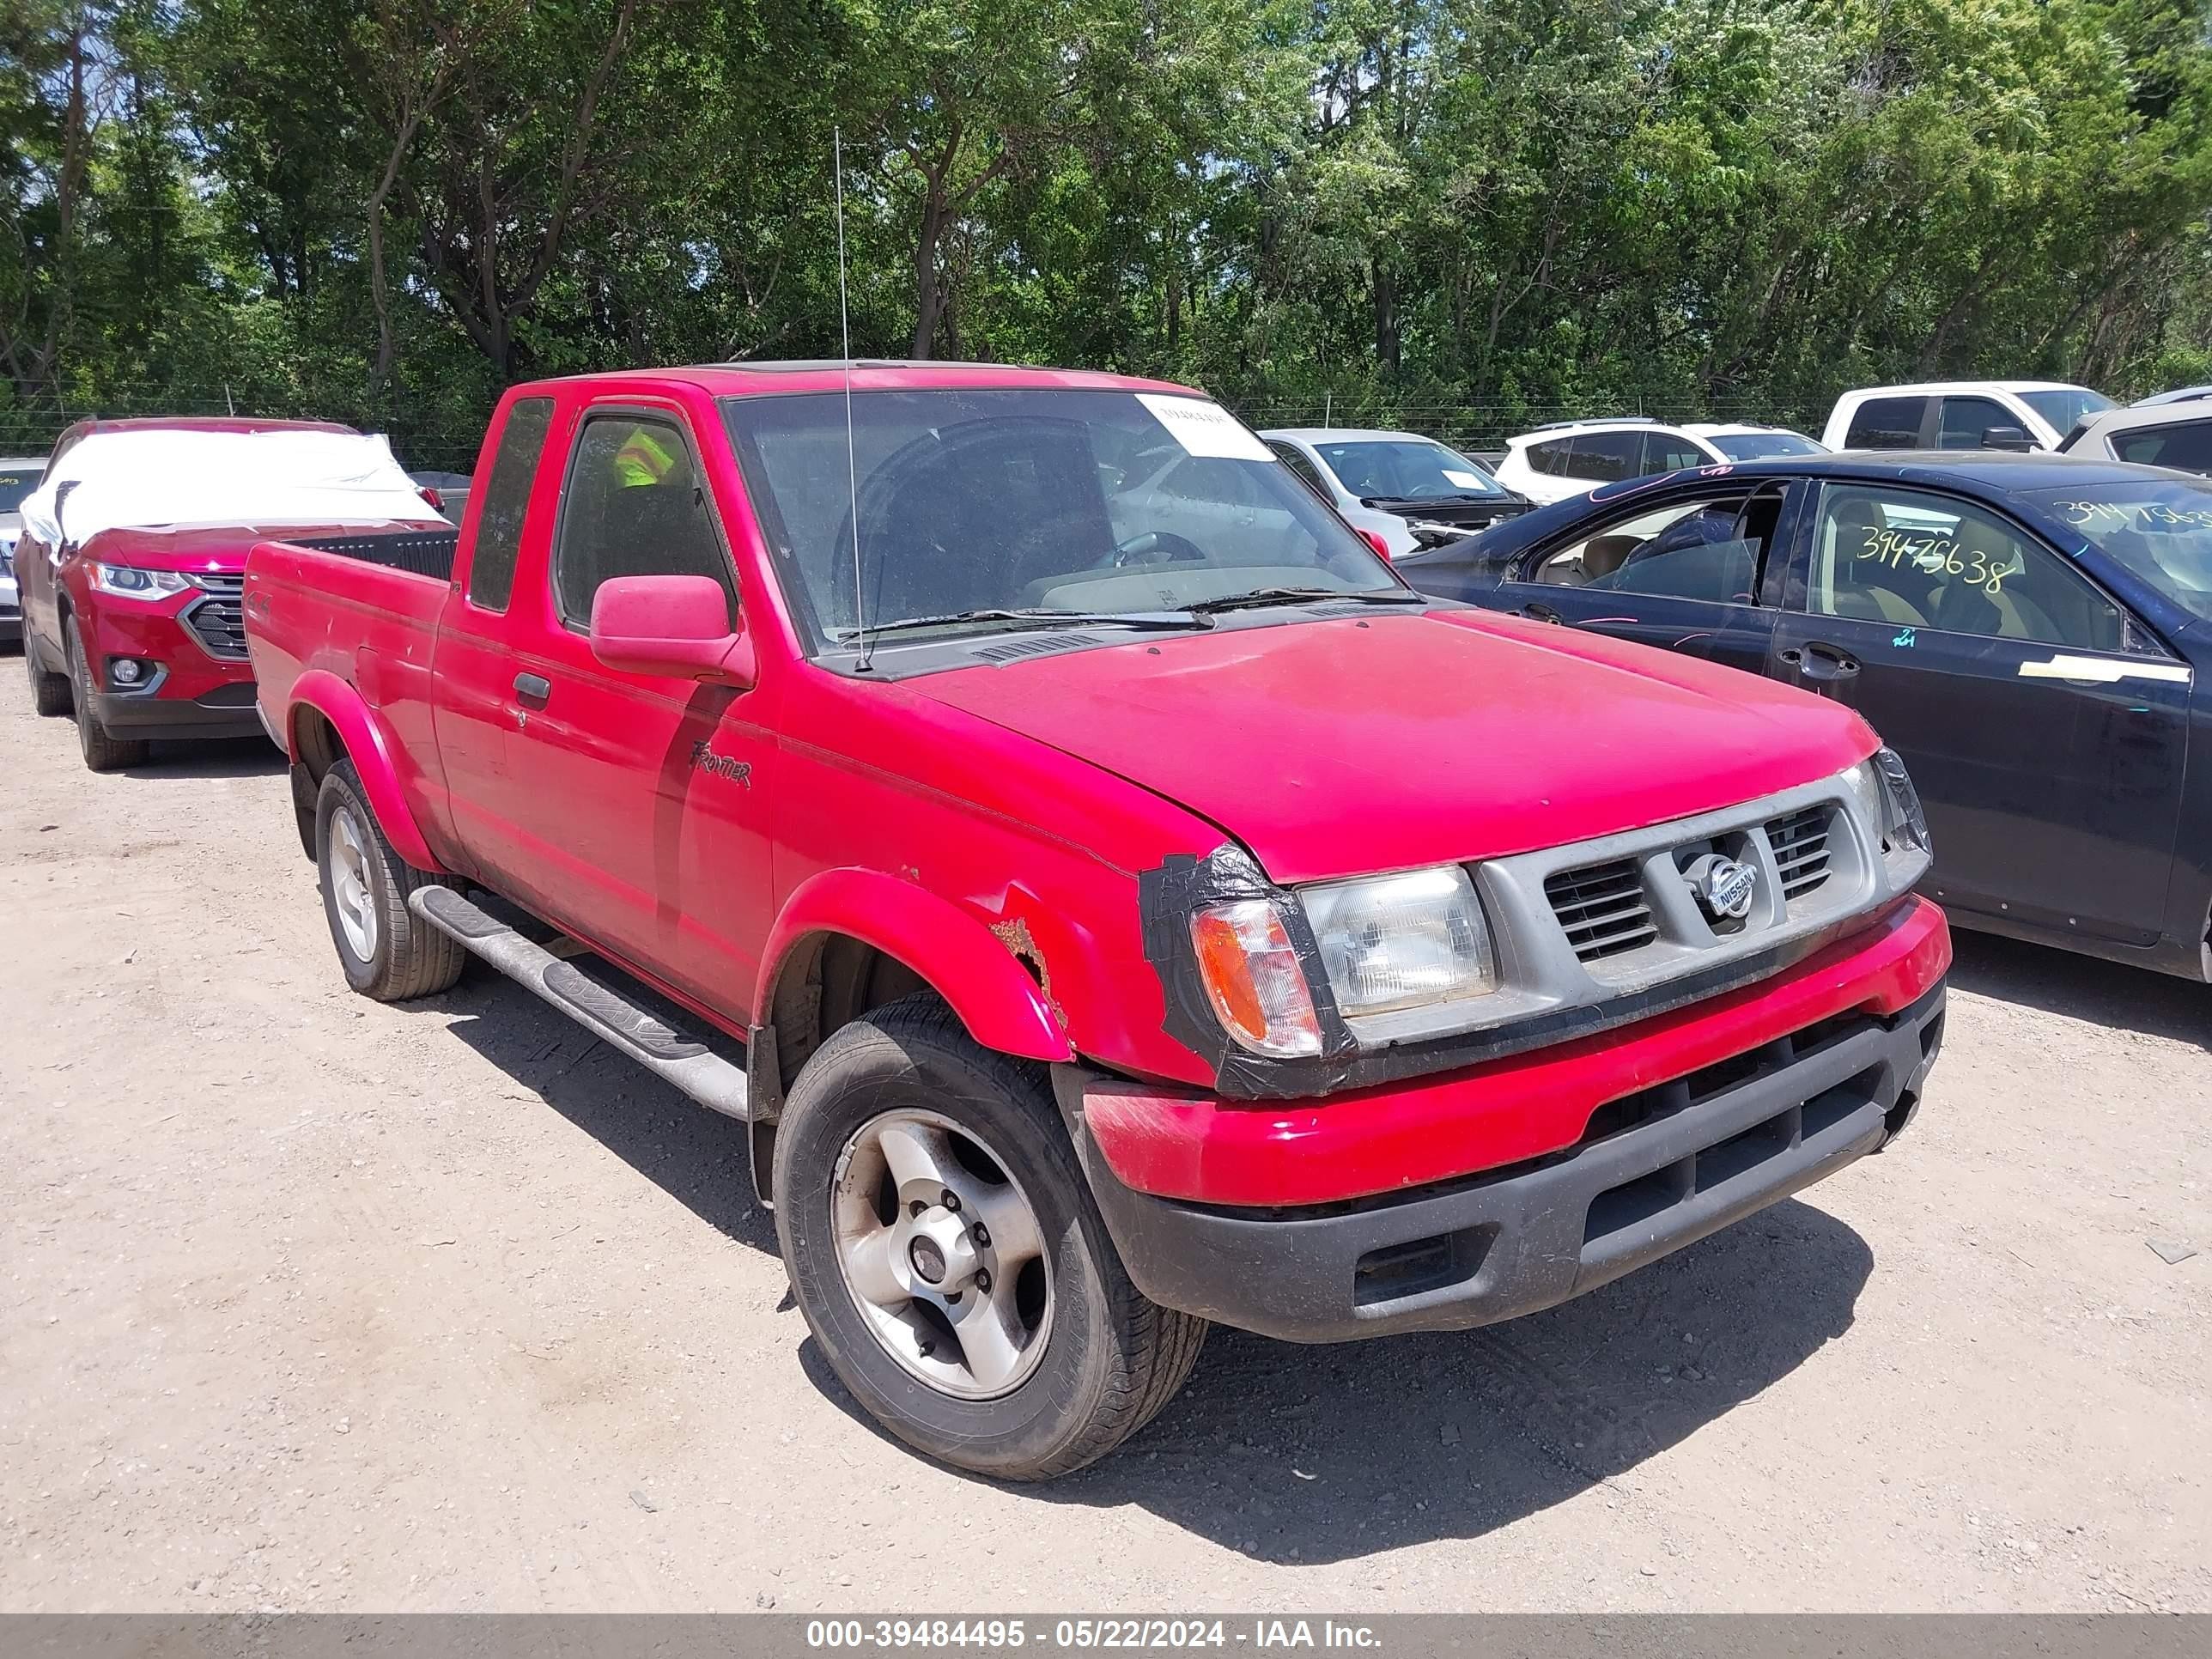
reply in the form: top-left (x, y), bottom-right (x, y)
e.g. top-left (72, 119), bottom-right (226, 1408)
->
top-left (1401, 453), bottom-right (2212, 981)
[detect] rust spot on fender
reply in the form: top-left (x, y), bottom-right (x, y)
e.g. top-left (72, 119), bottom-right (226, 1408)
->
top-left (991, 917), bottom-right (1066, 1026)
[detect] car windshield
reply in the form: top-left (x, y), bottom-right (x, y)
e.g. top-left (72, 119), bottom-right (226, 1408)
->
top-left (1707, 431), bottom-right (1824, 461)
top-left (1313, 439), bottom-right (1505, 500)
top-left (0, 468), bottom-right (40, 513)
top-left (722, 389), bottom-right (1401, 650)
top-left (2028, 481), bottom-right (2212, 622)
top-left (2021, 389), bottom-right (2113, 434)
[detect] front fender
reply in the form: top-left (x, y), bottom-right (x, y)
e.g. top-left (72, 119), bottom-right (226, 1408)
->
top-left (759, 869), bottom-right (1073, 1062)
top-left (286, 668), bottom-right (447, 873)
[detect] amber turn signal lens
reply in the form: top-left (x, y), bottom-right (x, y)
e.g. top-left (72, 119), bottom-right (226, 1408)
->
top-left (1188, 898), bottom-right (1323, 1059)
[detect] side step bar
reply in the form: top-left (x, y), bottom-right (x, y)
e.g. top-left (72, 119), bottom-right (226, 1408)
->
top-left (410, 885), bottom-right (750, 1121)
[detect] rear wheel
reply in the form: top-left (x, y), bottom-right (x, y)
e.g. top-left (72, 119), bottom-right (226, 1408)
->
top-left (314, 759), bottom-right (465, 1000)
top-left (774, 995), bottom-right (1206, 1480)
top-left (26, 634), bottom-right (70, 716)
top-left (65, 619), bottom-right (149, 771)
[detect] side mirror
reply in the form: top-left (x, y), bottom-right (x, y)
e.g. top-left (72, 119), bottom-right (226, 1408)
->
top-left (52, 478), bottom-right (80, 548)
top-left (1981, 424), bottom-right (2035, 453)
top-left (589, 574), bottom-right (755, 687)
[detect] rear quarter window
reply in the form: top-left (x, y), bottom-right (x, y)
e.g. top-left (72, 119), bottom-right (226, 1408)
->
top-left (466, 397), bottom-right (555, 612)
top-left (2112, 421), bottom-right (2212, 475)
top-left (1526, 439), bottom-right (1573, 477)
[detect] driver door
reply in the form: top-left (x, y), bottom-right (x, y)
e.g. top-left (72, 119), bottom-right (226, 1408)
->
top-left (472, 400), bottom-right (782, 1006)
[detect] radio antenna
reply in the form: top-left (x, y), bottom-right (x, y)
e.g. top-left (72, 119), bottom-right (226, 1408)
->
top-left (836, 127), bottom-right (871, 670)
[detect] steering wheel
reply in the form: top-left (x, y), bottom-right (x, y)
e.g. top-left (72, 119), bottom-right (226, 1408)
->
top-left (1102, 530), bottom-right (1207, 568)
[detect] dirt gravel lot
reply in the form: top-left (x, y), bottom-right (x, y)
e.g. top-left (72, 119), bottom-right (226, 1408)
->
top-left (2, 686), bottom-right (2208, 1615)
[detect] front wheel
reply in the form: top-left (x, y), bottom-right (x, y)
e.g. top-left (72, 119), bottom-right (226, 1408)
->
top-left (27, 634), bottom-right (71, 716)
top-left (314, 759), bottom-right (465, 1000)
top-left (65, 619), bottom-right (149, 771)
top-left (774, 996), bottom-right (1206, 1480)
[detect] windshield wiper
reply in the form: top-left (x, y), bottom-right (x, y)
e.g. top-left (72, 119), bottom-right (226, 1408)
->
top-left (1183, 586), bottom-right (1427, 615)
top-left (830, 607), bottom-right (1213, 642)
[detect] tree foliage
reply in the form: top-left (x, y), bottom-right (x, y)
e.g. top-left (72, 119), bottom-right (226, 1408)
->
top-left (4, 0), bottom-right (2211, 462)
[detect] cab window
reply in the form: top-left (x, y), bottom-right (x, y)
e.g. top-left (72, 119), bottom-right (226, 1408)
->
top-left (1939, 397), bottom-right (2018, 450)
top-left (1523, 492), bottom-right (1770, 605)
top-left (1802, 484), bottom-right (2124, 650)
top-left (551, 415), bottom-right (736, 631)
top-left (1844, 397), bottom-right (1929, 449)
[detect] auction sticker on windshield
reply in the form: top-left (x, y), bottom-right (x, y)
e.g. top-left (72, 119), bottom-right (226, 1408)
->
top-left (1137, 393), bottom-right (1274, 462)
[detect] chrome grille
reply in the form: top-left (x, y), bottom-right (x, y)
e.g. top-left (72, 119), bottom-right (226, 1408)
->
top-left (1767, 805), bottom-right (1832, 902)
top-left (1545, 858), bottom-right (1658, 962)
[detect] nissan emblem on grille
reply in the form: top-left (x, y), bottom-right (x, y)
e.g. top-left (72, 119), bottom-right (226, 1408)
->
top-left (1687, 854), bottom-right (1758, 921)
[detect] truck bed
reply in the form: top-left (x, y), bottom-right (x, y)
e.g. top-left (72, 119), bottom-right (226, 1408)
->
top-left (243, 528), bottom-right (461, 814)
top-left (284, 527), bottom-right (461, 582)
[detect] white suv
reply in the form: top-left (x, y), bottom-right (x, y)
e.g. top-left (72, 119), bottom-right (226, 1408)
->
top-left (2056, 396), bottom-right (2212, 475)
top-left (1492, 418), bottom-right (1825, 506)
top-left (1820, 381), bottom-right (2112, 453)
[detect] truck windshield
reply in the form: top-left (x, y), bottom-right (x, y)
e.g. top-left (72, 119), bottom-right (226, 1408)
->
top-left (2028, 480), bottom-right (2212, 622)
top-left (2020, 388), bottom-right (2113, 434)
top-left (722, 389), bottom-right (1401, 648)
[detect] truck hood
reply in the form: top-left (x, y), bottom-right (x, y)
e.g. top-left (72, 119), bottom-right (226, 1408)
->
top-left (913, 608), bottom-right (1875, 884)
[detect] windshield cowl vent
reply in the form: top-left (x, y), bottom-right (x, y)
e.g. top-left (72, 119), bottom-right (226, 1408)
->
top-left (968, 633), bottom-right (1105, 665)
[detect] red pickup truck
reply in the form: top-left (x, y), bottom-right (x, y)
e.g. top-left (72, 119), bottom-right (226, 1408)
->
top-left (15, 416), bottom-right (445, 770)
top-left (245, 363), bottom-right (1950, 1480)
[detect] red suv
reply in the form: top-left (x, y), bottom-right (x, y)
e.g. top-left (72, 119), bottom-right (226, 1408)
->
top-left (16, 416), bottom-right (442, 769)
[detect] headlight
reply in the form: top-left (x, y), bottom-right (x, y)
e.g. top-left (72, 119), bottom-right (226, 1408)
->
top-left (1300, 865), bottom-right (1496, 1018)
top-left (1840, 749), bottom-right (1929, 857)
top-left (1189, 898), bottom-right (1324, 1057)
top-left (91, 562), bottom-right (192, 599)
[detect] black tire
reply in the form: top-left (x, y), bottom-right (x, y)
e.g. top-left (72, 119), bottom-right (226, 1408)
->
top-left (774, 994), bottom-right (1206, 1480)
top-left (26, 634), bottom-right (71, 716)
top-left (65, 618), bottom-right (150, 772)
top-left (314, 758), bottom-right (466, 1000)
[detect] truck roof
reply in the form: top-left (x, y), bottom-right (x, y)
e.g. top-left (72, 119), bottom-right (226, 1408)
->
top-left (512, 362), bottom-right (1204, 400)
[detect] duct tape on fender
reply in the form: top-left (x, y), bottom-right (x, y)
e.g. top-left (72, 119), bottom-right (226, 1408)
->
top-left (1136, 842), bottom-right (1362, 1098)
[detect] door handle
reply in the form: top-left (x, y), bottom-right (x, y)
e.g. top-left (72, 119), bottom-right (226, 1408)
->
top-left (1779, 642), bottom-right (1860, 683)
top-left (1520, 600), bottom-right (1565, 624)
top-left (513, 672), bottom-right (550, 704)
